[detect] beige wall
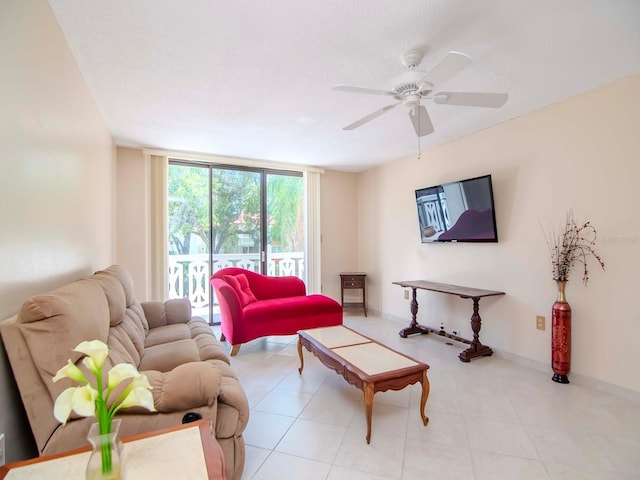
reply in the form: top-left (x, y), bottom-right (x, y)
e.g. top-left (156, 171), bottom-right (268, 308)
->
top-left (320, 170), bottom-right (359, 301)
top-left (357, 74), bottom-right (640, 393)
top-left (0, 1), bottom-right (115, 462)
top-left (116, 147), bottom-right (150, 300)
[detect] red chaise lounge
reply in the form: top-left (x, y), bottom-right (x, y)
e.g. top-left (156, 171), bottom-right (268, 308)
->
top-left (210, 268), bottom-right (343, 355)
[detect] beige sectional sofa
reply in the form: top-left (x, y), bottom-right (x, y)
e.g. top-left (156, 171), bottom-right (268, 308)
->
top-left (0, 265), bottom-right (249, 480)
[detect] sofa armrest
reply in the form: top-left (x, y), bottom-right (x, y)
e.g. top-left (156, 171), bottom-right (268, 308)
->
top-left (144, 362), bottom-right (221, 411)
top-left (142, 298), bottom-right (192, 329)
top-left (211, 279), bottom-right (243, 319)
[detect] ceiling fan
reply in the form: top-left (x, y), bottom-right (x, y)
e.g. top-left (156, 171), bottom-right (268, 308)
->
top-left (333, 49), bottom-right (508, 137)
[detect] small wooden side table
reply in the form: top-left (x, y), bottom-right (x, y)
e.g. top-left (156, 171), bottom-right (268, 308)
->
top-left (0, 419), bottom-right (225, 480)
top-left (340, 272), bottom-right (367, 317)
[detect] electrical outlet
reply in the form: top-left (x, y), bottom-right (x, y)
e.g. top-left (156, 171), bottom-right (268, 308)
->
top-left (536, 315), bottom-right (546, 331)
top-left (0, 432), bottom-right (5, 467)
top-left (404, 289), bottom-right (409, 300)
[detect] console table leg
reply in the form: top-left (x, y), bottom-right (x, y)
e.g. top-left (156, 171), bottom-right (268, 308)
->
top-left (458, 297), bottom-right (493, 362)
top-left (419, 370), bottom-right (430, 427)
top-left (297, 337), bottom-right (304, 374)
top-left (399, 288), bottom-right (431, 337)
top-left (364, 382), bottom-right (374, 444)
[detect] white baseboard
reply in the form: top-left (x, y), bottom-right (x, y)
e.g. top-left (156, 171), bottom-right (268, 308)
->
top-left (375, 310), bottom-right (640, 403)
top-left (492, 348), bottom-right (640, 402)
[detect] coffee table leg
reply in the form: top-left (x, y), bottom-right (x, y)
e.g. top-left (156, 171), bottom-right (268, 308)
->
top-left (297, 337), bottom-right (304, 374)
top-left (420, 370), bottom-right (430, 426)
top-left (364, 382), bottom-right (374, 444)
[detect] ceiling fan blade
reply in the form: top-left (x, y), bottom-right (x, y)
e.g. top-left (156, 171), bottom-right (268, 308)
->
top-left (433, 92), bottom-right (508, 108)
top-left (417, 51), bottom-right (472, 87)
top-left (332, 85), bottom-right (396, 96)
top-left (409, 105), bottom-right (435, 137)
top-left (343, 103), bottom-right (400, 130)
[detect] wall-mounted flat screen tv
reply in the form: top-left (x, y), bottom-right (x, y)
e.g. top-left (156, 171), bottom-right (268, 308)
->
top-left (415, 174), bottom-right (498, 243)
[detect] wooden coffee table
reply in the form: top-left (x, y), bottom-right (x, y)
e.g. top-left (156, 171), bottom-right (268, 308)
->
top-left (297, 325), bottom-right (430, 444)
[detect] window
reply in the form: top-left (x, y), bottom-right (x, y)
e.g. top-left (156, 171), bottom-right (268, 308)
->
top-left (167, 161), bottom-right (304, 324)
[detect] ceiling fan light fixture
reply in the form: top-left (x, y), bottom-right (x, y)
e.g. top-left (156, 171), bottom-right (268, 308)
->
top-left (404, 94), bottom-right (421, 108)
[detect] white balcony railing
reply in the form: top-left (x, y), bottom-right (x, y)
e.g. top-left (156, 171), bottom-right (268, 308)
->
top-left (168, 253), bottom-right (305, 309)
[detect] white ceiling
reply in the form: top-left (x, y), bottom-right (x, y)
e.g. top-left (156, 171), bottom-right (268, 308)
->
top-left (49, 0), bottom-right (640, 172)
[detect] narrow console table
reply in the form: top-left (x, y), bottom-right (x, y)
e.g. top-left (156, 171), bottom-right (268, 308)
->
top-left (392, 280), bottom-right (505, 362)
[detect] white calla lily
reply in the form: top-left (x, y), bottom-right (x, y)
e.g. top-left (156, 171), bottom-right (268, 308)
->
top-left (52, 341), bottom-right (156, 475)
top-left (53, 387), bottom-right (76, 424)
top-left (71, 384), bottom-right (98, 417)
top-left (107, 363), bottom-right (139, 390)
top-left (81, 355), bottom-right (99, 375)
top-left (120, 386), bottom-right (156, 412)
top-left (130, 372), bottom-right (152, 390)
top-left (74, 340), bottom-right (108, 372)
top-left (53, 359), bottom-right (88, 384)
top-left (52, 340), bottom-right (155, 445)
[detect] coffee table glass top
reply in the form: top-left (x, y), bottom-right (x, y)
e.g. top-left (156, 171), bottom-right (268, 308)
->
top-left (299, 325), bottom-right (370, 349)
top-left (333, 342), bottom-right (420, 376)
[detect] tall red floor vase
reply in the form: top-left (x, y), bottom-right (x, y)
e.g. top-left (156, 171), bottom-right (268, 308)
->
top-left (551, 280), bottom-right (571, 383)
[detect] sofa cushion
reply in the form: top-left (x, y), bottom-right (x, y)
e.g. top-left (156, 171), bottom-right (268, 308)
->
top-left (17, 279), bottom-right (110, 401)
top-left (107, 319), bottom-right (147, 366)
top-left (98, 265), bottom-right (150, 333)
top-left (193, 330), bottom-right (232, 364)
top-left (92, 266), bottom-right (148, 361)
top-left (224, 274), bottom-right (257, 307)
top-left (91, 269), bottom-right (127, 327)
top-left (139, 339), bottom-right (200, 372)
top-left (145, 363), bottom-right (221, 411)
top-left (164, 298), bottom-right (192, 324)
top-left (144, 324), bottom-right (191, 347)
top-left (243, 294), bottom-right (339, 323)
top-left (100, 265), bottom-right (135, 308)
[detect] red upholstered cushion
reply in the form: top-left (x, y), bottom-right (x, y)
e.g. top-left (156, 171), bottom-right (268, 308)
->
top-left (243, 294), bottom-right (341, 324)
top-left (223, 274), bottom-right (258, 307)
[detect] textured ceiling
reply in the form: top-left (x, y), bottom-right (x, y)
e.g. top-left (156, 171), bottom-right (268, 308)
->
top-left (49, 0), bottom-right (640, 172)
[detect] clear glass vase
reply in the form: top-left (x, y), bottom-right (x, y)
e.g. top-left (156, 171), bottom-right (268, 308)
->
top-left (86, 419), bottom-right (123, 480)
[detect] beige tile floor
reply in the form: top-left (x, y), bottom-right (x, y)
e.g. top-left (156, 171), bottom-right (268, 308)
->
top-left (214, 315), bottom-right (640, 479)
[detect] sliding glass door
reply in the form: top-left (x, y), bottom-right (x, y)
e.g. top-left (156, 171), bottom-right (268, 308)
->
top-left (211, 168), bottom-right (262, 272)
top-left (266, 173), bottom-right (304, 278)
top-left (167, 163), bottom-right (211, 321)
top-left (167, 161), bottom-right (303, 323)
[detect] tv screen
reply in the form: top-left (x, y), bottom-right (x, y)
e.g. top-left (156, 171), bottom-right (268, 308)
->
top-left (415, 174), bottom-right (498, 243)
